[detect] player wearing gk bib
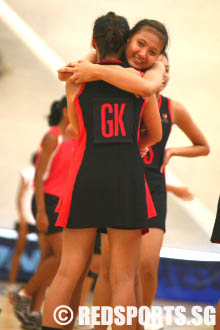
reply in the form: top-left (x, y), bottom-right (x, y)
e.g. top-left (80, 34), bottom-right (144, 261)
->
top-left (42, 12), bottom-right (162, 330)
top-left (56, 61), bottom-right (148, 231)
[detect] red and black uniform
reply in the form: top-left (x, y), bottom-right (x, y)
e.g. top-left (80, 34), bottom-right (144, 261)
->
top-left (32, 126), bottom-right (74, 235)
top-left (211, 196), bottom-right (220, 244)
top-left (56, 61), bottom-right (148, 232)
top-left (143, 95), bottom-right (172, 232)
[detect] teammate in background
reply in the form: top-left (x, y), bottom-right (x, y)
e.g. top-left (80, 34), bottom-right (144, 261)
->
top-left (12, 96), bottom-right (74, 330)
top-left (8, 152), bottom-right (37, 299)
top-left (141, 52), bottom-right (209, 309)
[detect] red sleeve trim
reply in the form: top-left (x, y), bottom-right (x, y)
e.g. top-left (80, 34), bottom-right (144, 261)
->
top-left (168, 98), bottom-right (173, 125)
top-left (158, 95), bottom-right (162, 110)
top-left (137, 99), bottom-right (146, 144)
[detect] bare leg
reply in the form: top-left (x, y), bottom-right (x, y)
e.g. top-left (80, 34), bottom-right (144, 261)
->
top-left (79, 277), bottom-right (94, 307)
top-left (42, 227), bottom-right (97, 328)
top-left (135, 270), bottom-right (144, 330)
top-left (94, 235), bottom-right (111, 330)
top-left (9, 226), bottom-right (28, 283)
top-left (140, 228), bottom-right (164, 307)
top-left (22, 232), bottom-right (62, 298)
top-left (31, 233), bottom-right (56, 312)
top-left (64, 254), bottom-right (93, 330)
top-left (108, 228), bottom-right (142, 330)
top-left (215, 301), bottom-right (220, 330)
top-left (80, 253), bottom-right (101, 306)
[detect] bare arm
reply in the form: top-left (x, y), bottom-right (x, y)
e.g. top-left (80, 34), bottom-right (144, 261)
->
top-left (58, 60), bottom-right (165, 97)
top-left (58, 52), bottom-right (97, 82)
top-left (65, 82), bottom-right (81, 138)
top-left (34, 133), bottom-right (57, 232)
top-left (82, 51), bottom-right (97, 63)
top-left (166, 184), bottom-right (194, 201)
top-left (160, 100), bottom-right (210, 172)
top-left (16, 176), bottom-right (28, 225)
top-left (141, 94), bottom-right (162, 147)
top-left (142, 62), bottom-right (165, 93)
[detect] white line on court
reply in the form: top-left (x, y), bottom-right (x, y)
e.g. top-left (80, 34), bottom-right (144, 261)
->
top-left (0, 0), bottom-right (64, 75)
top-left (0, 227), bottom-right (219, 261)
top-left (0, 0), bottom-right (216, 247)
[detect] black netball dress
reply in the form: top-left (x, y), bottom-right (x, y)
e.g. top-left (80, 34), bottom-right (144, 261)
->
top-left (211, 196), bottom-right (220, 243)
top-left (143, 95), bottom-right (172, 232)
top-left (56, 61), bottom-right (148, 232)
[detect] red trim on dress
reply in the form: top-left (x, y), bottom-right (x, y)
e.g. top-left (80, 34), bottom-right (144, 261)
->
top-left (145, 176), bottom-right (157, 219)
top-left (158, 94), bottom-right (163, 110)
top-left (137, 99), bottom-right (146, 144)
top-left (168, 98), bottom-right (173, 129)
top-left (56, 83), bottom-right (87, 227)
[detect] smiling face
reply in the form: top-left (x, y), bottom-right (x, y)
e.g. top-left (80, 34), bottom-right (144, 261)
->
top-left (125, 28), bottom-right (164, 70)
top-left (158, 54), bottom-right (170, 92)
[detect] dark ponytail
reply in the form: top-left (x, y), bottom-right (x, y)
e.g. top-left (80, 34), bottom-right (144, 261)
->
top-left (47, 96), bottom-right (67, 126)
top-left (93, 11), bottom-right (130, 60)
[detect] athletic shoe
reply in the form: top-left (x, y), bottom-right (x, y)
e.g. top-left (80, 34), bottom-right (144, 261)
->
top-left (21, 311), bottom-right (42, 330)
top-left (12, 288), bottom-right (32, 324)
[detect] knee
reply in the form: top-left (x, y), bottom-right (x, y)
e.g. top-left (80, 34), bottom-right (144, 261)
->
top-left (109, 268), bottom-right (135, 292)
top-left (140, 259), bottom-right (158, 282)
top-left (53, 248), bottom-right (62, 264)
top-left (101, 261), bottom-right (110, 282)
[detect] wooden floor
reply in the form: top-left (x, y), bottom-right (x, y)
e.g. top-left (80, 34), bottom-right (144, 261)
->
top-left (0, 282), bottom-right (214, 330)
top-left (0, 283), bottom-right (20, 329)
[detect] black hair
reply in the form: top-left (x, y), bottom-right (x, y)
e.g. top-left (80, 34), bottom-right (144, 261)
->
top-left (130, 19), bottom-right (169, 53)
top-left (93, 11), bottom-right (130, 60)
top-left (31, 151), bottom-right (38, 165)
top-left (47, 96), bottom-right (67, 126)
top-left (162, 51), bottom-right (168, 60)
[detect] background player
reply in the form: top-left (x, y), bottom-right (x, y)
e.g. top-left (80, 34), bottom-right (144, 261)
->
top-left (8, 152), bottom-right (37, 299)
top-left (12, 96), bottom-right (74, 330)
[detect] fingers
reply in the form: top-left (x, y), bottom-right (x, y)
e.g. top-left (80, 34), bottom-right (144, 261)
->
top-left (160, 164), bottom-right (165, 173)
top-left (67, 62), bottom-right (76, 67)
top-left (57, 66), bottom-right (75, 73)
top-left (139, 145), bottom-right (149, 158)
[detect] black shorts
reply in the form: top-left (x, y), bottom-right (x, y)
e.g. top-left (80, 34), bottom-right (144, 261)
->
top-left (145, 167), bottom-right (167, 232)
top-left (94, 231), bottom-right (101, 254)
top-left (211, 196), bottom-right (220, 243)
top-left (14, 222), bottom-right (38, 234)
top-left (32, 193), bottom-right (63, 235)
